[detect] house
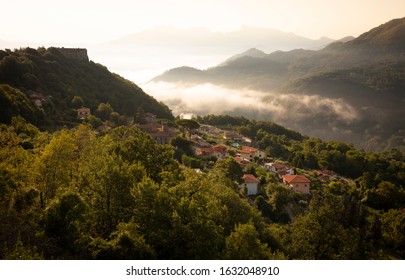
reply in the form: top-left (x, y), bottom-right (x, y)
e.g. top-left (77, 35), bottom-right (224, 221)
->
top-left (282, 174), bottom-right (311, 194)
top-left (198, 125), bottom-right (223, 135)
top-left (212, 145), bottom-right (228, 159)
top-left (195, 144), bottom-right (228, 159)
top-left (234, 156), bottom-right (251, 171)
top-left (241, 174), bottom-right (260, 195)
top-left (191, 135), bottom-right (211, 147)
top-left (264, 162), bottom-right (294, 178)
top-left (239, 146), bottom-right (266, 161)
top-left (224, 131), bottom-right (244, 141)
top-left (29, 93), bottom-right (45, 107)
top-left (137, 122), bottom-right (176, 144)
top-left (77, 107), bottom-right (91, 119)
top-left (150, 123), bottom-right (176, 144)
top-left (195, 147), bottom-right (214, 158)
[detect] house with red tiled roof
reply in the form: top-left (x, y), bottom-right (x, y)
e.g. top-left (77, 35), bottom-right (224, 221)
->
top-left (282, 174), bottom-right (311, 194)
top-left (241, 174), bottom-right (260, 195)
top-left (212, 145), bottom-right (228, 159)
top-left (234, 156), bottom-right (251, 170)
top-left (195, 147), bottom-right (214, 157)
top-left (195, 144), bottom-right (228, 159)
top-left (239, 146), bottom-right (266, 161)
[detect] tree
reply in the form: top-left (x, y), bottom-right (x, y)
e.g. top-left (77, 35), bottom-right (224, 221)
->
top-left (130, 177), bottom-right (174, 258)
top-left (44, 192), bottom-right (87, 258)
top-left (71, 96), bottom-right (84, 108)
top-left (95, 103), bottom-right (114, 121)
top-left (363, 181), bottom-right (405, 210)
top-left (35, 130), bottom-right (78, 206)
top-left (133, 107), bottom-right (146, 124)
top-left (75, 135), bottom-right (146, 237)
top-left (380, 209), bottom-right (405, 255)
top-left (225, 223), bottom-right (273, 259)
top-left (176, 119), bottom-right (200, 139)
top-left (213, 157), bottom-right (244, 185)
top-left (286, 192), bottom-right (362, 259)
top-left (91, 222), bottom-right (155, 260)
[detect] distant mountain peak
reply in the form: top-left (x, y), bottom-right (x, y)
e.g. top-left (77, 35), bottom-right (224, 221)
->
top-left (219, 48), bottom-right (268, 66)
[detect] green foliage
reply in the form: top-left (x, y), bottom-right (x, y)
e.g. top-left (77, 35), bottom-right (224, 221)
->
top-left (171, 136), bottom-right (194, 161)
top-left (284, 191), bottom-right (364, 259)
top-left (44, 192), bottom-right (87, 257)
top-left (0, 84), bottom-right (44, 125)
top-left (225, 223), bottom-right (274, 259)
top-left (380, 209), bottom-right (405, 255)
top-left (95, 102), bottom-right (114, 121)
top-left (181, 154), bottom-right (202, 169)
top-left (91, 223), bottom-right (156, 260)
top-left (176, 119), bottom-right (200, 139)
top-left (212, 157), bottom-right (244, 185)
top-left (0, 47), bottom-right (173, 128)
top-left (0, 115), bottom-right (404, 260)
top-left (71, 96), bottom-right (84, 108)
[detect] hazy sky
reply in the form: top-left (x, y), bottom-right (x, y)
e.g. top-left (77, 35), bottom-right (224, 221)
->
top-left (1, 0), bottom-right (404, 44)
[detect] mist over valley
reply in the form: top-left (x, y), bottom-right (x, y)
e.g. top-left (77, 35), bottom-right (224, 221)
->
top-left (150, 18), bottom-right (405, 151)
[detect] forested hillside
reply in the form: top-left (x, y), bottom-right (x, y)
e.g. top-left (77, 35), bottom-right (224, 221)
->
top-left (1, 115), bottom-right (404, 260)
top-left (0, 47), bottom-right (173, 128)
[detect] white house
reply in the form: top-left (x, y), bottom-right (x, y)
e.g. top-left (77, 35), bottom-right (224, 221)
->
top-left (264, 162), bottom-right (294, 177)
top-left (241, 174), bottom-right (260, 195)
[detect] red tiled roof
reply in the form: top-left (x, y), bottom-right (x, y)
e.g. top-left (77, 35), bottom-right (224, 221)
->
top-left (282, 175), bottom-right (311, 183)
top-left (242, 174), bottom-right (260, 184)
top-left (201, 148), bottom-right (214, 153)
top-left (213, 145), bottom-right (228, 153)
top-left (241, 146), bottom-right (258, 153)
top-left (272, 162), bottom-right (286, 169)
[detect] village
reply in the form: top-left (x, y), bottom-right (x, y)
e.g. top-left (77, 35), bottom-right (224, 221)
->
top-left (126, 111), bottom-right (346, 198)
top-left (73, 107), bottom-right (348, 199)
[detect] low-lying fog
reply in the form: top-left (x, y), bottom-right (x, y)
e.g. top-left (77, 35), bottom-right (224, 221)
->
top-left (143, 81), bottom-right (363, 141)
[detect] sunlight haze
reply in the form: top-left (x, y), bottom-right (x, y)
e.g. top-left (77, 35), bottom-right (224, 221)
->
top-left (1, 0), bottom-right (404, 43)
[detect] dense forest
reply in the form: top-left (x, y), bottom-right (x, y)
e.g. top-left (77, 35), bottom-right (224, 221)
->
top-left (1, 115), bottom-right (404, 260)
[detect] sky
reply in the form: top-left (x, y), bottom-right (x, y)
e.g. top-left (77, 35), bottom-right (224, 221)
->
top-left (1, 0), bottom-right (404, 44)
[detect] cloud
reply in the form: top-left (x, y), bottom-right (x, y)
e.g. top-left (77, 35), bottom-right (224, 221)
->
top-left (143, 81), bottom-right (360, 124)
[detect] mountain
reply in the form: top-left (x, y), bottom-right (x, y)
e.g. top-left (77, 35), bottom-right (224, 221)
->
top-left (0, 47), bottom-right (173, 127)
top-left (155, 17), bottom-right (405, 86)
top-left (113, 25), bottom-right (335, 53)
top-left (332, 17), bottom-right (405, 53)
top-left (151, 18), bottom-right (405, 150)
top-left (218, 48), bottom-right (267, 66)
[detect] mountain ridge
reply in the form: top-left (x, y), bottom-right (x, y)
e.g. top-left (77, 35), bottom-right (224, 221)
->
top-left (150, 17), bottom-right (405, 150)
top-left (112, 25), bottom-right (336, 53)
